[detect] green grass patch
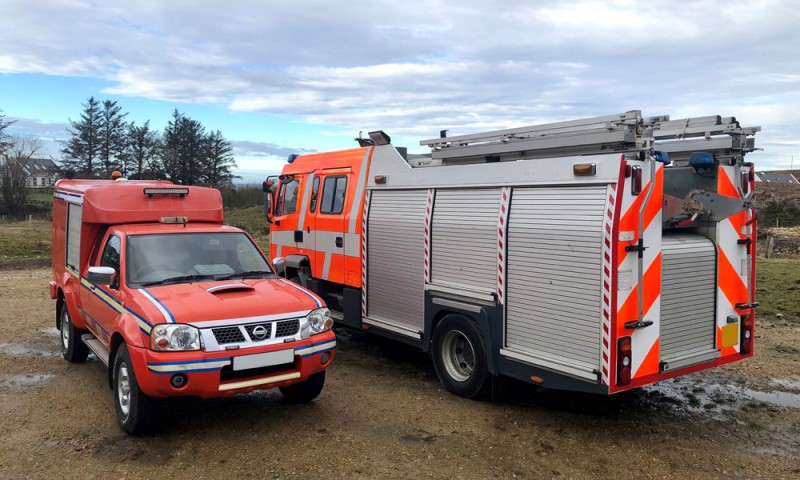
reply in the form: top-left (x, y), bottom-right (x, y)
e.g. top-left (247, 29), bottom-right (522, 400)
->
top-left (0, 219), bottom-right (52, 268)
top-left (27, 190), bottom-right (54, 202)
top-left (224, 206), bottom-right (270, 252)
top-left (756, 258), bottom-right (800, 324)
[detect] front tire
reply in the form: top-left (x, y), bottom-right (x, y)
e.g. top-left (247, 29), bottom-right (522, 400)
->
top-left (279, 371), bottom-right (325, 403)
top-left (431, 314), bottom-right (489, 399)
top-left (60, 305), bottom-right (89, 363)
top-left (113, 344), bottom-right (165, 434)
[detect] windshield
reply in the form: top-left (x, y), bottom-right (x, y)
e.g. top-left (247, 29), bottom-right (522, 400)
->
top-left (127, 232), bottom-right (272, 286)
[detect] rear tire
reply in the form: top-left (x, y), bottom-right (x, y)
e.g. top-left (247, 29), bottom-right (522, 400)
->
top-left (113, 344), bottom-right (165, 434)
top-left (279, 371), bottom-right (325, 403)
top-left (431, 314), bottom-right (489, 399)
top-left (60, 305), bottom-right (89, 363)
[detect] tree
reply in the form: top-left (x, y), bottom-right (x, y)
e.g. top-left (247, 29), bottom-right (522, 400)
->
top-left (202, 130), bottom-right (237, 187)
top-left (0, 109), bottom-right (13, 155)
top-left (162, 110), bottom-right (206, 185)
top-left (123, 121), bottom-right (162, 179)
top-left (0, 136), bottom-right (42, 214)
top-left (98, 100), bottom-right (128, 177)
top-left (61, 97), bottom-right (102, 177)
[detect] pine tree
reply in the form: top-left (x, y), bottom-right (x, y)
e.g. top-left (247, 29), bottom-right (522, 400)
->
top-left (124, 121), bottom-right (161, 179)
top-left (61, 97), bottom-right (102, 177)
top-left (162, 110), bottom-right (206, 185)
top-left (98, 100), bottom-right (128, 177)
top-left (202, 130), bottom-right (237, 187)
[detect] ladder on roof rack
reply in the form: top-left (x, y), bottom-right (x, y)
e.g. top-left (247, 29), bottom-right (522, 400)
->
top-left (419, 111), bottom-right (652, 164)
top-left (416, 111), bottom-right (759, 166)
top-left (644, 115), bottom-right (760, 165)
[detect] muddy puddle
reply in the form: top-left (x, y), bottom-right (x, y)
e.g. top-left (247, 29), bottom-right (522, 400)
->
top-left (645, 375), bottom-right (800, 415)
top-left (0, 373), bottom-right (54, 387)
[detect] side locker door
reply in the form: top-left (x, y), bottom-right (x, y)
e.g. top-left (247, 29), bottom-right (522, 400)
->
top-left (311, 171), bottom-right (350, 284)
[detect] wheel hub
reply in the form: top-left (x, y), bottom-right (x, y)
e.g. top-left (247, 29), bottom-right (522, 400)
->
top-left (117, 363), bottom-right (131, 416)
top-left (441, 330), bottom-right (475, 382)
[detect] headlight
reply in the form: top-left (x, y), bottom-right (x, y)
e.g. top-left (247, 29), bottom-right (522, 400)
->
top-left (151, 324), bottom-right (201, 351)
top-left (307, 308), bottom-right (333, 335)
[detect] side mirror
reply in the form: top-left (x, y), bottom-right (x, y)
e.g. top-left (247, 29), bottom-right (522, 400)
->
top-left (87, 266), bottom-right (116, 286)
top-left (272, 257), bottom-right (286, 276)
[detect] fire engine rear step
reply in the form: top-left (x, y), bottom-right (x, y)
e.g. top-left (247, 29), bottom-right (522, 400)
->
top-left (81, 334), bottom-right (110, 367)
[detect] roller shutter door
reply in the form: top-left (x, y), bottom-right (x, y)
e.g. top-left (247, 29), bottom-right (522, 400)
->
top-left (366, 190), bottom-right (427, 331)
top-left (504, 186), bottom-right (605, 375)
top-left (660, 234), bottom-right (717, 363)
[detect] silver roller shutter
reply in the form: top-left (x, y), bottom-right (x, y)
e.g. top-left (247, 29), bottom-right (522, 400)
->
top-left (430, 188), bottom-right (500, 293)
top-left (660, 234), bottom-right (717, 363)
top-left (366, 190), bottom-right (427, 332)
top-left (504, 186), bottom-right (606, 376)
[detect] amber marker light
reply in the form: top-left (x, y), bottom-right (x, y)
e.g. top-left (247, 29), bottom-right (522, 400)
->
top-left (573, 163), bottom-right (596, 176)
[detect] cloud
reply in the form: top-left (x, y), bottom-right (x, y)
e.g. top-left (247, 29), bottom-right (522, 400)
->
top-left (0, 0), bottom-right (797, 168)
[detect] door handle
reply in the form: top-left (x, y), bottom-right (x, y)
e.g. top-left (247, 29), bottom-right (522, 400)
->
top-left (335, 237), bottom-right (343, 248)
top-left (294, 230), bottom-right (303, 242)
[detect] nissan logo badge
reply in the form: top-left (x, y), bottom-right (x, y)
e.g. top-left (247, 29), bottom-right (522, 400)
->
top-left (251, 325), bottom-right (268, 340)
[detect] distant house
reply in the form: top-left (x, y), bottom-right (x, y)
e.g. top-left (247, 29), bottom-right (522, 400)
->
top-left (754, 171), bottom-right (800, 185)
top-left (22, 158), bottom-right (59, 189)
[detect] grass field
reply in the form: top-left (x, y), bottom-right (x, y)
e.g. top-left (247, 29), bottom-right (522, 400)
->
top-left (756, 258), bottom-right (800, 323)
top-left (0, 219), bottom-right (52, 268)
top-left (27, 191), bottom-right (54, 203)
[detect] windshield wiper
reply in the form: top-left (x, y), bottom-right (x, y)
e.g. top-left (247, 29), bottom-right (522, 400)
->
top-left (215, 270), bottom-right (275, 281)
top-left (139, 274), bottom-right (217, 287)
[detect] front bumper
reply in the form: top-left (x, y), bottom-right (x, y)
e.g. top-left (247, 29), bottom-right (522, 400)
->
top-left (128, 331), bottom-right (336, 398)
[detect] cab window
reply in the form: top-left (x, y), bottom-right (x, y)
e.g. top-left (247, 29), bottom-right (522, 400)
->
top-left (320, 176), bottom-right (347, 215)
top-left (99, 235), bottom-right (121, 288)
top-left (277, 178), bottom-right (299, 216)
top-left (309, 176), bottom-right (320, 213)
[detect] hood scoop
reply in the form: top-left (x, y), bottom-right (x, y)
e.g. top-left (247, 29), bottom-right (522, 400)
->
top-left (206, 283), bottom-right (255, 295)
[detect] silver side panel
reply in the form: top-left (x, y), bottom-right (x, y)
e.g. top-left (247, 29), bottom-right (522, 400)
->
top-left (504, 186), bottom-right (606, 375)
top-left (66, 203), bottom-right (82, 273)
top-left (430, 188), bottom-right (500, 292)
top-left (367, 190), bottom-right (427, 332)
top-left (660, 234), bottom-right (717, 362)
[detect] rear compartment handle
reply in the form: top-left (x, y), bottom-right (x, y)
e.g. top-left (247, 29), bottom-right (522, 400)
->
top-left (335, 237), bottom-right (343, 248)
top-left (735, 302), bottom-right (759, 309)
top-left (624, 320), bottom-right (653, 330)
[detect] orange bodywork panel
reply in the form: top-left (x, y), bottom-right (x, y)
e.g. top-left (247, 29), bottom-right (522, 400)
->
top-left (271, 147), bottom-right (373, 288)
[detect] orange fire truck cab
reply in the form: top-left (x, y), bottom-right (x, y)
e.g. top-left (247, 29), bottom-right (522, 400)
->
top-left (50, 179), bottom-right (335, 434)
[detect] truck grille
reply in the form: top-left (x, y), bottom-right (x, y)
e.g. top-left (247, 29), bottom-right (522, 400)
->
top-left (210, 318), bottom-right (301, 346)
top-left (275, 319), bottom-right (300, 337)
top-left (212, 326), bottom-right (246, 344)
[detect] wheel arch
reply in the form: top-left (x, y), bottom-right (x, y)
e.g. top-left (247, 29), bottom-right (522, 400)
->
top-left (422, 297), bottom-right (499, 375)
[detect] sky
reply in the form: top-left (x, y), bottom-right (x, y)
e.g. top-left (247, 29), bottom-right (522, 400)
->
top-left (1, 0), bottom-right (798, 183)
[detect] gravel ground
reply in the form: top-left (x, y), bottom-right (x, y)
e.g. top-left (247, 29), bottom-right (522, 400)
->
top-left (0, 269), bottom-right (798, 479)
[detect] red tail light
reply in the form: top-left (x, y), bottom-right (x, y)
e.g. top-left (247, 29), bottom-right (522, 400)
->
top-left (740, 313), bottom-right (754, 354)
top-left (617, 336), bottom-right (632, 385)
top-left (631, 166), bottom-right (642, 195)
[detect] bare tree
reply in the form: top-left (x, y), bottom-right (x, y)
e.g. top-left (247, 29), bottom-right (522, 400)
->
top-left (0, 109), bottom-right (13, 155)
top-left (1, 136), bottom-right (42, 214)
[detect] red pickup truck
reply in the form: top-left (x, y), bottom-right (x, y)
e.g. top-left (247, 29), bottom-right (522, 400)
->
top-left (50, 179), bottom-right (335, 434)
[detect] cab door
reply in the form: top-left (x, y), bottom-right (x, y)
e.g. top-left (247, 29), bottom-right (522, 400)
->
top-left (308, 169), bottom-right (350, 284)
top-left (270, 176), bottom-right (303, 259)
top-left (80, 232), bottom-right (123, 346)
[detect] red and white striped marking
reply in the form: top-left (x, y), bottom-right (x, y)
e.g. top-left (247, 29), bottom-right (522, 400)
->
top-left (423, 189), bottom-right (434, 283)
top-left (497, 187), bottom-right (511, 305)
top-left (600, 183), bottom-right (617, 385)
top-left (361, 191), bottom-right (371, 316)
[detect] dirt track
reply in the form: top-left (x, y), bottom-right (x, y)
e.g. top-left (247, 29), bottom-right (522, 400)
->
top-left (1, 269), bottom-right (799, 479)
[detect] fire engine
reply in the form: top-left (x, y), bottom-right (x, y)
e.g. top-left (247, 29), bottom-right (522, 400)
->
top-left (50, 179), bottom-right (335, 434)
top-left (266, 111), bottom-right (759, 398)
